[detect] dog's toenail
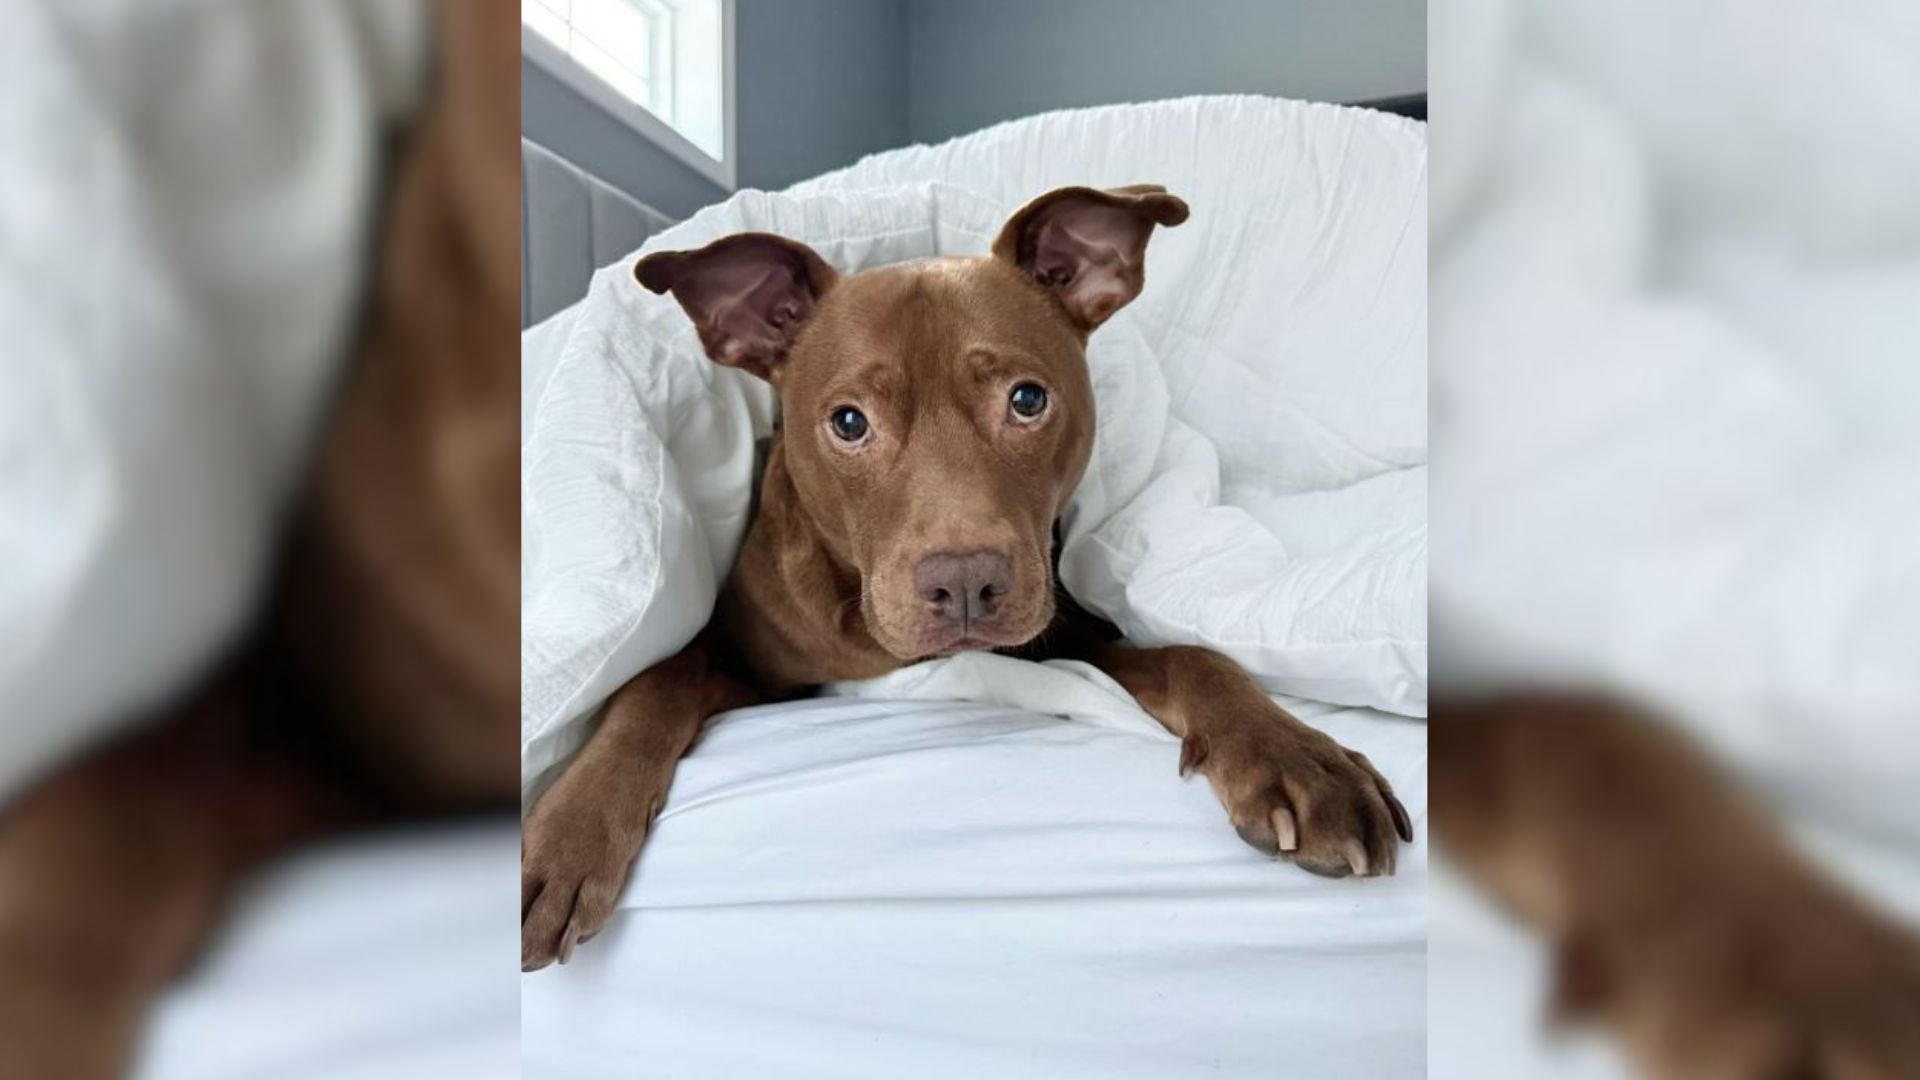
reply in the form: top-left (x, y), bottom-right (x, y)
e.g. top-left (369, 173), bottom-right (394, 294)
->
top-left (1272, 807), bottom-right (1298, 852)
top-left (1343, 839), bottom-right (1370, 877)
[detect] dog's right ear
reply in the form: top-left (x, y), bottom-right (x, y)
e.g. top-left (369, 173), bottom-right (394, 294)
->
top-left (992, 184), bottom-right (1188, 334)
top-left (635, 233), bottom-right (837, 380)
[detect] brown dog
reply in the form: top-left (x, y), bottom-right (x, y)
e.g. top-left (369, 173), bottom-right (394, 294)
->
top-left (520, 184), bottom-right (1415, 970)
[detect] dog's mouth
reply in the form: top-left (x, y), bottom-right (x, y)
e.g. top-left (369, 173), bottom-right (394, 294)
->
top-left (862, 548), bottom-right (1055, 661)
top-left (902, 587), bottom-right (1055, 660)
top-left (859, 616), bottom-right (1039, 663)
top-left (865, 591), bottom-right (1054, 661)
top-left (924, 631), bottom-right (1018, 659)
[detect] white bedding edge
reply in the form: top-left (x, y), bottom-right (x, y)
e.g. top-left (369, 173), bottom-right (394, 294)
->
top-left (524, 692), bottom-right (1426, 1079)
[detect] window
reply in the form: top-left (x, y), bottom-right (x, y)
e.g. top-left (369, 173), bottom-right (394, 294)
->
top-left (523, 0), bottom-right (733, 187)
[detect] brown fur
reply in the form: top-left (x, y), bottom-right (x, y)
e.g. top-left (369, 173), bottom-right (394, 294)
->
top-left (720, 259), bottom-right (1093, 676)
top-left (521, 185), bottom-right (1414, 971)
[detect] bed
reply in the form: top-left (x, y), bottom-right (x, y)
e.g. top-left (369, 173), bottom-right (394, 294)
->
top-left (519, 94), bottom-right (1429, 1077)
top-left (521, 138), bottom-right (676, 329)
top-left (523, 695), bottom-right (1425, 1079)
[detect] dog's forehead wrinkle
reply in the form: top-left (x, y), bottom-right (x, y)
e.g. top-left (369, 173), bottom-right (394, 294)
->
top-left (809, 271), bottom-right (969, 388)
top-left (793, 256), bottom-right (1088, 457)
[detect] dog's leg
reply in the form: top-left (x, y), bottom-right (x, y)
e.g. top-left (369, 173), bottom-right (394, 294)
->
top-left (520, 633), bottom-right (763, 970)
top-left (1433, 695), bottom-right (1920, 1080)
top-left (0, 677), bottom-right (372, 1080)
top-left (1084, 642), bottom-right (1413, 877)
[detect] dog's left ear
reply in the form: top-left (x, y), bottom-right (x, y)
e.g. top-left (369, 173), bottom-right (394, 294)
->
top-left (992, 184), bottom-right (1188, 333)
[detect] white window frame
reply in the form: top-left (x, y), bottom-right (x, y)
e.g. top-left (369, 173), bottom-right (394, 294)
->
top-left (523, 0), bottom-right (737, 190)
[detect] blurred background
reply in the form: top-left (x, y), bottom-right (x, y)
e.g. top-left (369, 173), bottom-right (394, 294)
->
top-left (2, 1), bottom-right (518, 1077)
top-left (1430, 0), bottom-right (1920, 1076)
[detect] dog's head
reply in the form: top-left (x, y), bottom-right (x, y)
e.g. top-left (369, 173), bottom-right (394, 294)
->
top-left (637, 185), bottom-right (1187, 660)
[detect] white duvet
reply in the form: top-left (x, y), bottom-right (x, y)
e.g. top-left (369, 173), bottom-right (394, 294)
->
top-left (521, 96), bottom-right (1428, 796)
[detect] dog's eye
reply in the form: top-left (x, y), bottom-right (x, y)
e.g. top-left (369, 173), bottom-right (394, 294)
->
top-left (1008, 382), bottom-right (1049, 422)
top-left (829, 406), bottom-right (869, 442)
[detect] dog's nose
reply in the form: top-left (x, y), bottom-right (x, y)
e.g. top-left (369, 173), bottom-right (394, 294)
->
top-left (914, 550), bottom-right (1014, 625)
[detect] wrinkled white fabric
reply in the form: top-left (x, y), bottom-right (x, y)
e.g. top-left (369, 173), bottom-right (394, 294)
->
top-left (523, 694), bottom-right (1426, 1080)
top-left (521, 97), bottom-right (1429, 799)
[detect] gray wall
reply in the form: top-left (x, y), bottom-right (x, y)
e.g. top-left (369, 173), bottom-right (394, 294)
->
top-left (522, 57), bottom-right (726, 221)
top-left (524, 0), bottom-right (1423, 215)
top-left (736, 0), bottom-right (909, 191)
top-left (522, 0), bottom-right (908, 215)
top-left (906, 0), bottom-right (1427, 145)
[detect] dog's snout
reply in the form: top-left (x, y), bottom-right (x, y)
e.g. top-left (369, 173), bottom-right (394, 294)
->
top-left (914, 550), bottom-right (1014, 625)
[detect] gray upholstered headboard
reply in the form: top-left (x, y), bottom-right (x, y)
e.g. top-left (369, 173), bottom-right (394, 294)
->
top-left (521, 138), bottom-right (677, 327)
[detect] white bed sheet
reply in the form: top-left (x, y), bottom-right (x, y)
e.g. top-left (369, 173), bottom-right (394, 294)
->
top-left (523, 694), bottom-right (1426, 1079)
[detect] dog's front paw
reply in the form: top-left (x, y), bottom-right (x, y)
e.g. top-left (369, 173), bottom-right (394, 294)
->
top-left (1181, 715), bottom-right (1413, 877)
top-left (520, 779), bottom-right (661, 972)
